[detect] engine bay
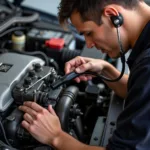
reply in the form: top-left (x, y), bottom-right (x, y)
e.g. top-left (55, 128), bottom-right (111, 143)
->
top-left (0, 1), bottom-right (125, 150)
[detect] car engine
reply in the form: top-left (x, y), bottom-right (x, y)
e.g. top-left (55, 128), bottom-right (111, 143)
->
top-left (0, 1), bottom-right (125, 150)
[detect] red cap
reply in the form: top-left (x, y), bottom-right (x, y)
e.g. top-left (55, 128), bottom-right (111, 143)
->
top-left (45, 38), bottom-right (65, 51)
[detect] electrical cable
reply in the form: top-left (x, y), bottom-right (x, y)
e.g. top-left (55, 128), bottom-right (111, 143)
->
top-left (0, 27), bottom-right (27, 38)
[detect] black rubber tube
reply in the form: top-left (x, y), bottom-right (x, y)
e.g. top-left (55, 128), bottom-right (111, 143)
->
top-left (55, 86), bottom-right (79, 132)
top-left (61, 49), bottom-right (81, 63)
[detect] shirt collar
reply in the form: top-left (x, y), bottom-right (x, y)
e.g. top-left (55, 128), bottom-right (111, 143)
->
top-left (127, 21), bottom-right (150, 69)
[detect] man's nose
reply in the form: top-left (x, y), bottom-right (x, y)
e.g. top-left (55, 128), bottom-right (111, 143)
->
top-left (85, 38), bottom-right (95, 48)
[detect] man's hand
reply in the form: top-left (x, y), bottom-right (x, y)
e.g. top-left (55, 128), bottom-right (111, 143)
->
top-left (19, 102), bottom-right (62, 146)
top-left (65, 56), bottom-right (109, 83)
top-left (19, 102), bottom-right (106, 150)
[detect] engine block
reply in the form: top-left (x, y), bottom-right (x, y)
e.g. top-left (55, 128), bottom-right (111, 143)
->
top-left (0, 53), bottom-right (45, 112)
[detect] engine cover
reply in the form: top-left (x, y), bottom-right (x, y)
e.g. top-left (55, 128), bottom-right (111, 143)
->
top-left (0, 53), bottom-right (44, 112)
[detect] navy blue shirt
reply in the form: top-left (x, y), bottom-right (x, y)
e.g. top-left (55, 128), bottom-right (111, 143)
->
top-left (107, 22), bottom-right (150, 150)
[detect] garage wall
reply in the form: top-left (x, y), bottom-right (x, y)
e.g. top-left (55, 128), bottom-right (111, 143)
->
top-left (22, 0), bottom-right (61, 16)
top-left (11, 0), bottom-right (150, 16)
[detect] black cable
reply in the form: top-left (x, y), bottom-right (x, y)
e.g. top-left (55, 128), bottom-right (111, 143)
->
top-left (49, 58), bottom-right (59, 72)
top-left (117, 27), bottom-right (124, 54)
top-left (51, 27), bottom-right (126, 89)
top-left (5, 0), bottom-right (16, 10)
top-left (21, 51), bottom-right (49, 66)
top-left (97, 27), bottom-right (126, 82)
top-left (10, 50), bottom-right (49, 66)
top-left (13, 0), bottom-right (24, 7)
top-left (8, 49), bottom-right (60, 68)
top-left (0, 120), bottom-right (12, 147)
top-left (0, 27), bottom-right (27, 38)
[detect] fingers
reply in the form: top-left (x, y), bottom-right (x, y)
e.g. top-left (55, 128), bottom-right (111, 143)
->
top-left (87, 76), bottom-right (93, 80)
top-left (19, 102), bottom-right (58, 119)
top-left (48, 105), bottom-right (56, 116)
top-left (64, 56), bottom-right (96, 83)
top-left (19, 105), bottom-right (37, 117)
top-left (75, 75), bottom-right (93, 83)
top-left (76, 62), bottom-right (93, 73)
top-left (74, 77), bottom-right (80, 83)
top-left (21, 120), bottom-right (30, 130)
top-left (22, 101), bottom-right (43, 112)
top-left (24, 113), bottom-right (34, 124)
top-left (65, 56), bottom-right (86, 74)
top-left (65, 62), bottom-right (72, 74)
top-left (65, 57), bottom-right (94, 74)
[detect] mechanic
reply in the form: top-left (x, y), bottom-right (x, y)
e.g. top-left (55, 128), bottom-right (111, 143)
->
top-left (19, 0), bottom-right (150, 149)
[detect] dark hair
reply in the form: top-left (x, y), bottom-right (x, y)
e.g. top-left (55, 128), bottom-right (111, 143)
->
top-left (58, 0), bottom-right (142, 27)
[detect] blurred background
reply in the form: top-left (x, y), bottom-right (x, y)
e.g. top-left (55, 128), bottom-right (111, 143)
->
top-left (18, 0), bottom-right (150, 16)
top-left (15, 0), bottom-right (150, 16)
top-left (22, 0), bottom-right (60, 16)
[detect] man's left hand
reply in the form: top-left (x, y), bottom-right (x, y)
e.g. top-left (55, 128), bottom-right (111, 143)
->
top-left (19, 101), bottom-right (62, 146)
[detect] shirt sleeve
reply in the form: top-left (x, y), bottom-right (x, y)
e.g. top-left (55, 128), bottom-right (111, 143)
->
top-left (107, 57), bottom-right (150, 150)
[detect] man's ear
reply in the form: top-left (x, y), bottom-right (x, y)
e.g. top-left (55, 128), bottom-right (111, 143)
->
top-left (103, 6), bottom-right (119, 18)
top-left (103, 6), bottom-right (123, 28)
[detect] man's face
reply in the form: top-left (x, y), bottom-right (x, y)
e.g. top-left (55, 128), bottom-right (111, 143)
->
top-left (70, 11), bottom-right (129, 58)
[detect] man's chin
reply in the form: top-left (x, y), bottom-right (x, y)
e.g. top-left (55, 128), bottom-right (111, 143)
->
top-left (107, 52), bottom-right (121, 59)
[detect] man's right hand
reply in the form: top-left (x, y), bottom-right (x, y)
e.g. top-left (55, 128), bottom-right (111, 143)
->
top-left (65, 56), bottom-right (109, 83)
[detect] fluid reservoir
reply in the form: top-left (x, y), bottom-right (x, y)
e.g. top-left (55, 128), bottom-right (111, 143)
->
top-left (12, 31), bottom-right (26, 51)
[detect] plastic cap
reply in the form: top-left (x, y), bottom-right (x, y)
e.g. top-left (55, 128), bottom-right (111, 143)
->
top-left (45, 38), bottom-right (65, 51)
